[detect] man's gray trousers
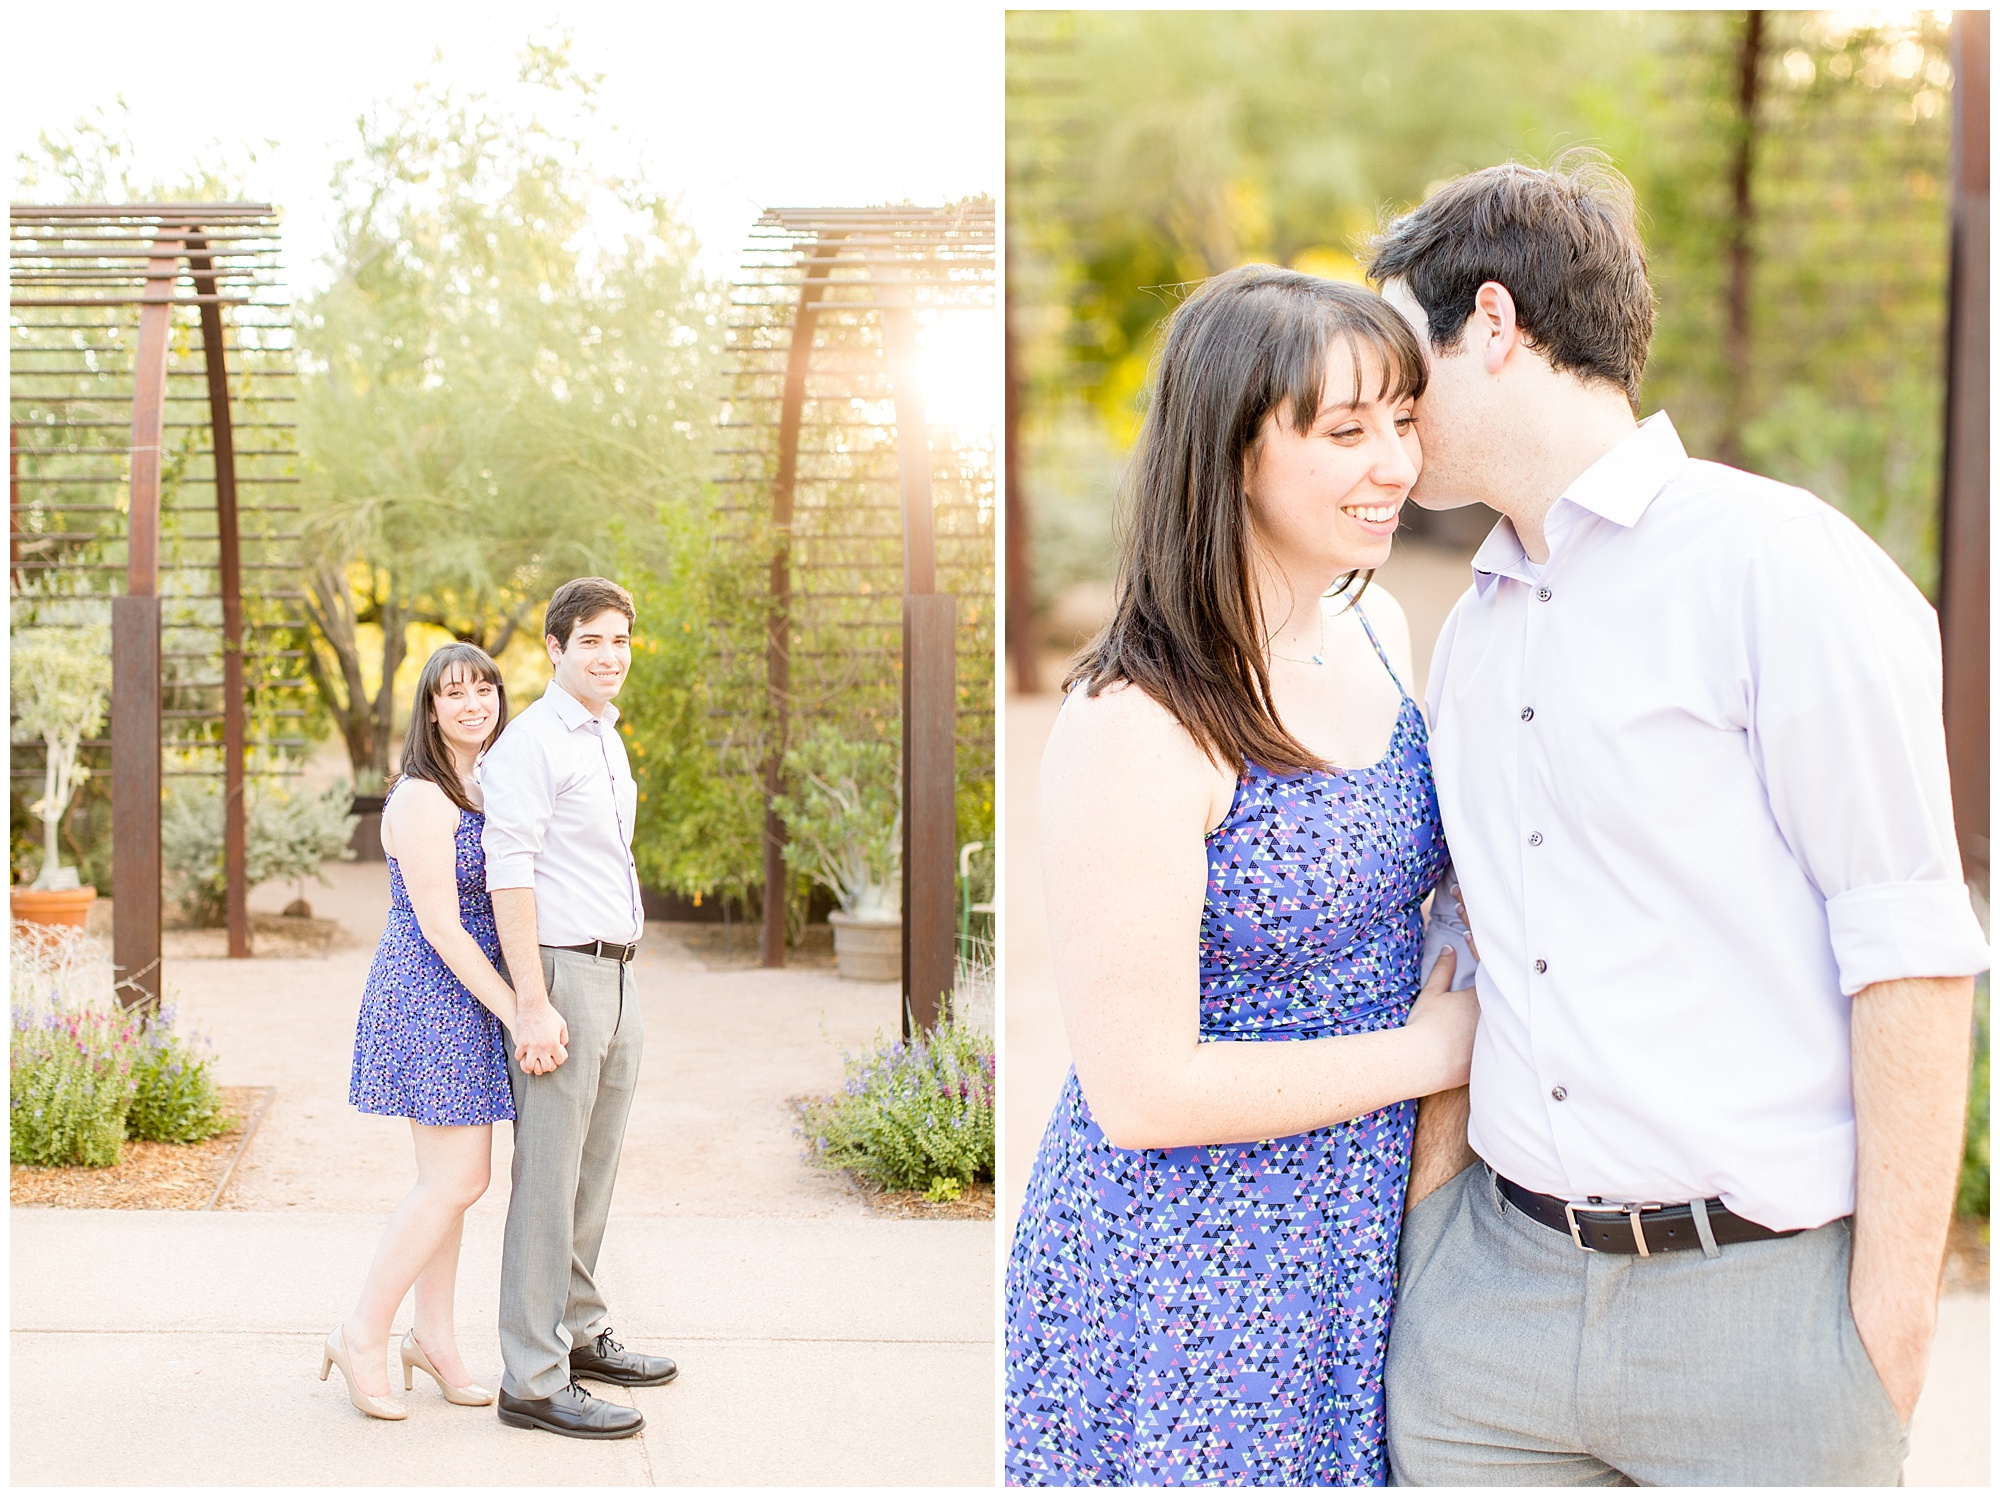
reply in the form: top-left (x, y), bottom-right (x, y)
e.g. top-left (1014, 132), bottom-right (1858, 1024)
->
top-left (499, 946), bottom-right (643, 1401)
top-left (1385, 1163), bottom-right (1909, 1486)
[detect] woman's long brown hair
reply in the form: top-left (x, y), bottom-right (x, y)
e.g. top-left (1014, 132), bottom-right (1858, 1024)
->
top-left (394, 642), bottom-right (509, 814)
top-left (1065, 265), bottom-right (1427, 776)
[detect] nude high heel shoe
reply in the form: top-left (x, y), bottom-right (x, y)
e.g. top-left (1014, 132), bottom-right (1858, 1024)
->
top-left (321, 1325), bottom-right (408, 1420)
top-left (401, 1330), bottom-right (496, 1406)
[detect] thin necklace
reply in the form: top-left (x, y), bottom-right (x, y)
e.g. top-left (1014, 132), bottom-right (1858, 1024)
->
top-left (1268, 606), bottom-right (1327, 667)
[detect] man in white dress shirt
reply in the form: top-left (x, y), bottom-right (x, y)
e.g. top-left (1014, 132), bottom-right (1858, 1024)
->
top-left (481, 577), bottom-right (677, 1440)
top-left (1367, 158), bottom-right (1987, 1484)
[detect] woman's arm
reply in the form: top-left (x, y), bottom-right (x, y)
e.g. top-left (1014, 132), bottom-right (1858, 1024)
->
top-left (1041, 684), bottom-right (1476, 1151)
top-left (386, 781), bottom-right (519, 1029)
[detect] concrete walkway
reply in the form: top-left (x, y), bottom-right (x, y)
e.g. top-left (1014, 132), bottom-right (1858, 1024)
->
top-left (11, 863), bottom-right (996, 1487)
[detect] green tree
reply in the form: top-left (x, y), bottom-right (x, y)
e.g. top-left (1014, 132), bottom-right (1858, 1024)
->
top-left (1009, 10), bottom-right (1958, 600)
top-left (295, 41), bottom-right (718, 781)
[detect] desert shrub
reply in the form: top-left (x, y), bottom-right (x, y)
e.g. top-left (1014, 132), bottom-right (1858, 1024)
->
top-left (162, 781), bottom-right (357, 927)
top-left (799, 1021), bottom-right (995, 1201)
top-left (125, 1013), bottom-right (228, 1144)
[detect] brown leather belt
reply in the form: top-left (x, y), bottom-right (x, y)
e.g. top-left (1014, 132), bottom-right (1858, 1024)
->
top-left (549, 939), bottom-right (639, 964)
top-left (1496, 1174), bottom-right (1802, 1256)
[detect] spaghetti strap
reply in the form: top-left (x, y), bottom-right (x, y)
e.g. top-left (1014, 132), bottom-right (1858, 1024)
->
top-left (1349, 601), bottom-right (1411, 702)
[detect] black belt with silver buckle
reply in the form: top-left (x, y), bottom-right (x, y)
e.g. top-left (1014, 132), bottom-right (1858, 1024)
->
top-left (1496, 1174), bottom-right (1801, 1256)
top-left (550, 939), bottom-right (639, 964)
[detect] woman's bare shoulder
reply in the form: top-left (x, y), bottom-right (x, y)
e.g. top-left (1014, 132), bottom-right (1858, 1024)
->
top-left (383, 777), bottom-right (459, 838)
top-left (1051, 677), bottom-right (1193, 753)
top-left (1044, 679), bottom-right (1228, 812)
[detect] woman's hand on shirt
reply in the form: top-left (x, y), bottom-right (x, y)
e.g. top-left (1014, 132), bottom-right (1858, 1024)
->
top-left (1405, 947), bottom-right (1478, 1093)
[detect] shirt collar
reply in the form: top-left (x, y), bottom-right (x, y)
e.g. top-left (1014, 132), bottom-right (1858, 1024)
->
top-left (543, 678), bottom-right (620, 730)
top-left (1471, 411), bottom-right (1688, 594)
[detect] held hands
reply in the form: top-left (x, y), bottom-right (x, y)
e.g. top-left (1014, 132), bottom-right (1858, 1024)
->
top-left (511, 997), bottom-right (570, 1076)
top-left (1407, 947), bottom-right (1478, 1094)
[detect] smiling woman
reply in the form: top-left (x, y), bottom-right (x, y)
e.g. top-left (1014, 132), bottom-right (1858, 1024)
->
top-left (1004, 263), bottom-right (1476, 1485)
top-left (333, 639), bottom-right (523, 1420)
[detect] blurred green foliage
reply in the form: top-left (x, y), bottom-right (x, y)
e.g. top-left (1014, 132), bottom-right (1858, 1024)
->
top-left (1961, 978), bottom-right (1989, 1221)
top-left (1009, 10), bottom-right (1958, 601)
top-left (615, 540), bottom-right (767, 909)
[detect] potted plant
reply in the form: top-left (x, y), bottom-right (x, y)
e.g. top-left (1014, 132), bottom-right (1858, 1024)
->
top-left (775, 724), bottom-right (901, 981)
top-left (9, 624), bottom-right (112, 931)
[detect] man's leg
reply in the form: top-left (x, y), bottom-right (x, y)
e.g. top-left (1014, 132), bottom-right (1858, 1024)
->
top-left (562, 958), bottom-right (644, 1348)
top-left (1587, 1216), bottom-right (1908, 1486)
top-left (1386, 1164), bottom-right (1628, 1486)
top-left (498, 948), bottom-right (614, 1400)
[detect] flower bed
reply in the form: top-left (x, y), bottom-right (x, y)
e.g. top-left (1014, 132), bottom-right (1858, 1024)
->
top-left (10, 928), bottom-right (231, 1169)
top-left (10, 1086), bottom-right (269, 1209)
top-left (797, 1020), bottom-right (995, 1207)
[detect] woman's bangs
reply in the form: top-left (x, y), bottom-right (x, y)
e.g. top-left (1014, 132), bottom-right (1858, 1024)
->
top-left (433, 650), bottom-right (499, 694)
top-left (1352, 316), bottom-right (1427, 406)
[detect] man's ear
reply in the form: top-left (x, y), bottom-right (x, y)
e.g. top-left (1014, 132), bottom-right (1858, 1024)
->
top-left (546, 633), bottom-right (563, 664)
top-left (1473, 280), bottom-right (1522, 375)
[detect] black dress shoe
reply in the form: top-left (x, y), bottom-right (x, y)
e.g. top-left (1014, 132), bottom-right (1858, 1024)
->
top-left (570, 1326), bottom-right (678, 1387)
top-left (496, 1378), bottom-right (645, 1439)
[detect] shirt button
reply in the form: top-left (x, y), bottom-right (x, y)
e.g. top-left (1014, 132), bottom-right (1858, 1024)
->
top-left (1520, 707), bottom-right (1535, 722)
top-left (1537, 587), bottom-right (1553, 602)
top-left (1550, 1085), bottom-right (1568, 1102)
top-left (1533, 959), bottom-right (1548, 973)
top-left (1528, 831), bottom-right (1544, 847)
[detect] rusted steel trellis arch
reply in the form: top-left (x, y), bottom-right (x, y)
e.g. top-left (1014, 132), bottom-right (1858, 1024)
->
top-left (715, 203), bottom-right (997, 1032)
top-left (9, 204), bottom-right (306, 1003)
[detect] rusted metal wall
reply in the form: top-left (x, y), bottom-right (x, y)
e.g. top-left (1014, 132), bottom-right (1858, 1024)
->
top-left (10, 204), bottom-right (305, 998)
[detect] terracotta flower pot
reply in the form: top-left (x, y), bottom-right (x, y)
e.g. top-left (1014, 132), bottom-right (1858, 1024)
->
top-left (11, 884), bottom-right (98, 935)
top-left (827, 910), bottom-right (901, 982)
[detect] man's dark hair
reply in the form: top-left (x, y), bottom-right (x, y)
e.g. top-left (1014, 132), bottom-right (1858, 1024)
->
top-left (544, 576), bottom-right (635, 651)
top-left (1365, 150), bottom-right (1655, 407)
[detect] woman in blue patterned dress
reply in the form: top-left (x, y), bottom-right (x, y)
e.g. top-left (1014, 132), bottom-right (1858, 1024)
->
top-left (323, 642), bottom-right (541, 1421)
top-left (1006, 266), bottom-right (1480, 1484)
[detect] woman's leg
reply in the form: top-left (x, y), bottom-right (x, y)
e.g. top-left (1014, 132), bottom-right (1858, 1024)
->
top-left (342, 1123), bottom-right (493, 1396)
top-left (411, 1212), bottom-right (473, 1386)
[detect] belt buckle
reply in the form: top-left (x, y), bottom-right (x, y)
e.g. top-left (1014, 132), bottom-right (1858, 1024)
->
top-left (1564, 1200), bottom-right (1663, 1255)
top-left (1562, 1200), bottom-right (1598, 1253)
top-left (1564, 1200), bottom-right (1665, 1256)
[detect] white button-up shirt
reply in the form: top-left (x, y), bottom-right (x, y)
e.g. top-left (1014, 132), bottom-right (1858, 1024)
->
top-left (1426, 412), bottom-right (1988, 1232)
top-left (479, 680), bottom-right (644, 947)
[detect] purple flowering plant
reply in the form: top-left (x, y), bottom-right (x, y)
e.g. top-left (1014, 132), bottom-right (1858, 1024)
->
top-left (798, 1019), bottom-right (995, 1201)
top-left (10, 928), bottom-right (226, 1167)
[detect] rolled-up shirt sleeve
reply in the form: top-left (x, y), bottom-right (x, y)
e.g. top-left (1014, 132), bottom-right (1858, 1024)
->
top-left (478, 728), bottom-right (552, 892)
top-left (1744, 508), bottom-right (1989, 995)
